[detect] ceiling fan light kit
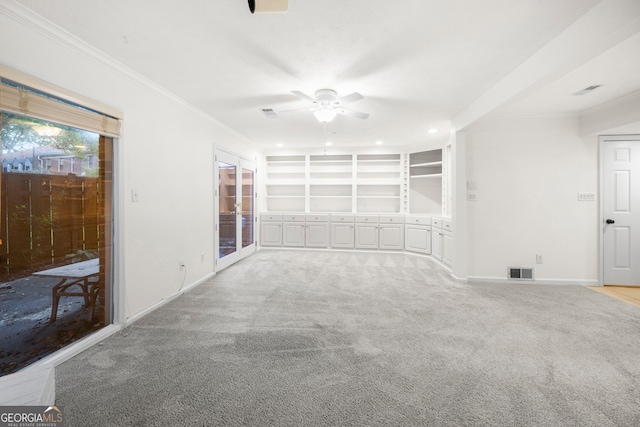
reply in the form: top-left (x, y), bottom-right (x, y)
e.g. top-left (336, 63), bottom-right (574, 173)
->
top-left (248, 0), bottom-right (288, 14)
top-left (313, 107), bottom-right (337, 123)
top-left (284, 89), bottom-right (369, 123)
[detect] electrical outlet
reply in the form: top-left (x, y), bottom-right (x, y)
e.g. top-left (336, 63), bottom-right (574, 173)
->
top-left (467, 192), bottom-right (478, 201)
top-left (536, 255), bottom-right (543, 264)
top-left (200, 253), bottom-right (205, 263)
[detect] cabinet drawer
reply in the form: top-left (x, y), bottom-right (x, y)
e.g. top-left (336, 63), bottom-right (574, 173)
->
top-left (443, 220), bottom-right (453, 232)
top-left (330, 214), bottom-right (354, 223)
top-left (431, 218), bottom-right (442, 229)
top-left (405, 215), bottom-right (431, 225)
top-left (261, 214), bottom-right (282, 222)
top-left (379, 215), bottom-right (404, 224)
top-left (283, 214), bottom-right (306, 222)
top-left (355, 215), bottom-right (379, 223)
top-left (305, 214), bottom-right (329, 222)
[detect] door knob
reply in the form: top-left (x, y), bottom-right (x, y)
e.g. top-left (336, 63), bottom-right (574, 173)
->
top-left (605, 219), bottom-right (615, 224)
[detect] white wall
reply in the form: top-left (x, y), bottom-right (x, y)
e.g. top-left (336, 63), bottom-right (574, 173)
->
top-left (0, 7), bottom-right (261, 318)
top-left (461, 115), bottom-right (599, 284)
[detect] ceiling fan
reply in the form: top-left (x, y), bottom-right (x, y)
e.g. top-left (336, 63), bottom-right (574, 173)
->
top-left (282, 89), bottom-right (369, 123)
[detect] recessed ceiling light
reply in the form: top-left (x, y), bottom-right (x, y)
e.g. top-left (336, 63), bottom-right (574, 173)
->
top-left (276, 143), bottom-right (283, 147)
top-left (325, 141), bottom-right (333, 146)
top-left (375, 140), bottom-right (383, 145)
top-left (428, 128), bottom-right (438, 134)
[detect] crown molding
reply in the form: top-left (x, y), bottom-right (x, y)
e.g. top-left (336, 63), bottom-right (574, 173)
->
top-left (0, 0), bottom-right (255, 146)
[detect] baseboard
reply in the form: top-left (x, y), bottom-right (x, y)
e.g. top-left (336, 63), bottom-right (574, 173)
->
top-left (125, 272), bottom-right (215, 326)
top-left (465, 276), bottom-right (599, 286)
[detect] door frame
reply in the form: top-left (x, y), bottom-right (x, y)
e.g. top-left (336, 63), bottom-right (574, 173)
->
top-left (599, 135), bottom-right (640, 286)
top-left (214, 148), bottom-right (257, 272)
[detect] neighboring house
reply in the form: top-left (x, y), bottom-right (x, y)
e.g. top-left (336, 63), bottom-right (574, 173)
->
top-left (1, 146), bottom-right (96, 175)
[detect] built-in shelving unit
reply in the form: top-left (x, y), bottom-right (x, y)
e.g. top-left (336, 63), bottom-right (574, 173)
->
top-left (263, 148), bottom-right (450, 215)
top-left (409, 149), bottom-right (445, 215)
top-left (264, 152), bottom-right (404, 213)
top-left (309, 154), bottom-right (353, 212)
top-left (265, 155), bottom-right (306, 212)
top-left (260, 147), bottom-right (453, 270)
top-left (356, 154), bottom-right (402, 213)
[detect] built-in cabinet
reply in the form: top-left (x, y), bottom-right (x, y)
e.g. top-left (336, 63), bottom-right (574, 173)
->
top-left (354, 215), bottom-right (379, 249)
top-left (431, 218), bottom-right (452, 267)
top-left (260, 214), bottom-right (283, 247)
top-left (305, 214), bottom-right (330, 248)
top-left (378, 215), bottom-right (404, 250)
top-left (330, 214), bottom-right (355, 248)
top-left (261, 146), bottom-right (453, 268)
top-left (282, 214), bottom-right (306, 247)
top-left (404, 216), bottom-right (431, 254)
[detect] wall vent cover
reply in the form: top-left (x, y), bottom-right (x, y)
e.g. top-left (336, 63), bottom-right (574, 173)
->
top-left (508, 267), bottom-right (534, 281)
top-left (261, 108), bottom-right (278, 118)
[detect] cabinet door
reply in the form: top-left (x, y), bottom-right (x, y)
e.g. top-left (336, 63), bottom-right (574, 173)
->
top-left (331, 223), bottom-right (354, 248)
top-left (355, 223), bottom-right (379, 249)
top-left (283, 222), bottom-right (305, 247)
top-left (432, 229), bottom-right (443, 260)
top-left (379, 223), bottom-right (404, 250)
top-left (260, 222), bottom-right (282, 247)
top-left (306, 222), bottom-right (329, 248)
top-left (405, 224), bottom-right (431, 254)
top-left (442, 231), bottom-right (453, 266)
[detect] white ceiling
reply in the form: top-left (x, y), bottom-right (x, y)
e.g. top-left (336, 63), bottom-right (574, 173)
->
top-left (15, 0), bottom-right (640, 149)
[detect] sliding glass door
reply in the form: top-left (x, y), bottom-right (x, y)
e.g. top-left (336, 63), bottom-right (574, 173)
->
top-left (215, 150), bottom-right (256, 270)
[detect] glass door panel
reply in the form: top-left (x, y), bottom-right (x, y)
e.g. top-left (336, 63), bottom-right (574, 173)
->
top-left (216, 150), bottom-right (256, 271)
top-left (242, 168), bottom-right (254, 248)
top-left (218, 161), bottom-right (237, 259)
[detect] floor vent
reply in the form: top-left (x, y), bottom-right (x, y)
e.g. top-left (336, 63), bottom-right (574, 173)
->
top-left (508, 267), bottom-right (534, 281)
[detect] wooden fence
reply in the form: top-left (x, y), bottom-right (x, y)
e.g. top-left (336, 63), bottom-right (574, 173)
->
top-left (0, 172), bottom-right (100, 280)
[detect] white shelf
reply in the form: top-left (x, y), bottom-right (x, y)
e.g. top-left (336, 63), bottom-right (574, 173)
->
top-left (357, 196), bottom-right (401, 199)
top-left (411, 173), bottom-right (443, 179)
top-left (411, 161), bottom-right (442, 168)
top-left (309, 179), bottom-right (352, 186)
top-left (356, 178), bottom-right (402, 185)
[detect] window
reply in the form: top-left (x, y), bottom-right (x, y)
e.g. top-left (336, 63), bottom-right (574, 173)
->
top-left (0, 70), bottom-right (120, 376)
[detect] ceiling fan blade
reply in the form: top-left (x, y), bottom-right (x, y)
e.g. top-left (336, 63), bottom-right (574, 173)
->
top-left (336, 92), bottom-right (363, 105)
top-left (337, 108), bottom-right (369, 119)
top-left (291, 90), bottom-right (316, 103)
top-left (279, 106), bottom-right (319, 113)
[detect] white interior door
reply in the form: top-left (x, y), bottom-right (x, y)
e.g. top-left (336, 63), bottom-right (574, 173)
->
top-left (215, 150), bottom-right (256, 271)
top-left (601, 137), bottom-right (640, 286)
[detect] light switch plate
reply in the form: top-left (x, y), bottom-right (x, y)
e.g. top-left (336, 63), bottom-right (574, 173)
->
top-left (577, 192), bottom-right (595, 201)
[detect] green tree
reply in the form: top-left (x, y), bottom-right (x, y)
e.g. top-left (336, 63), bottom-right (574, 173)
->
top-left (1, 112), bottom-right (98, 156)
